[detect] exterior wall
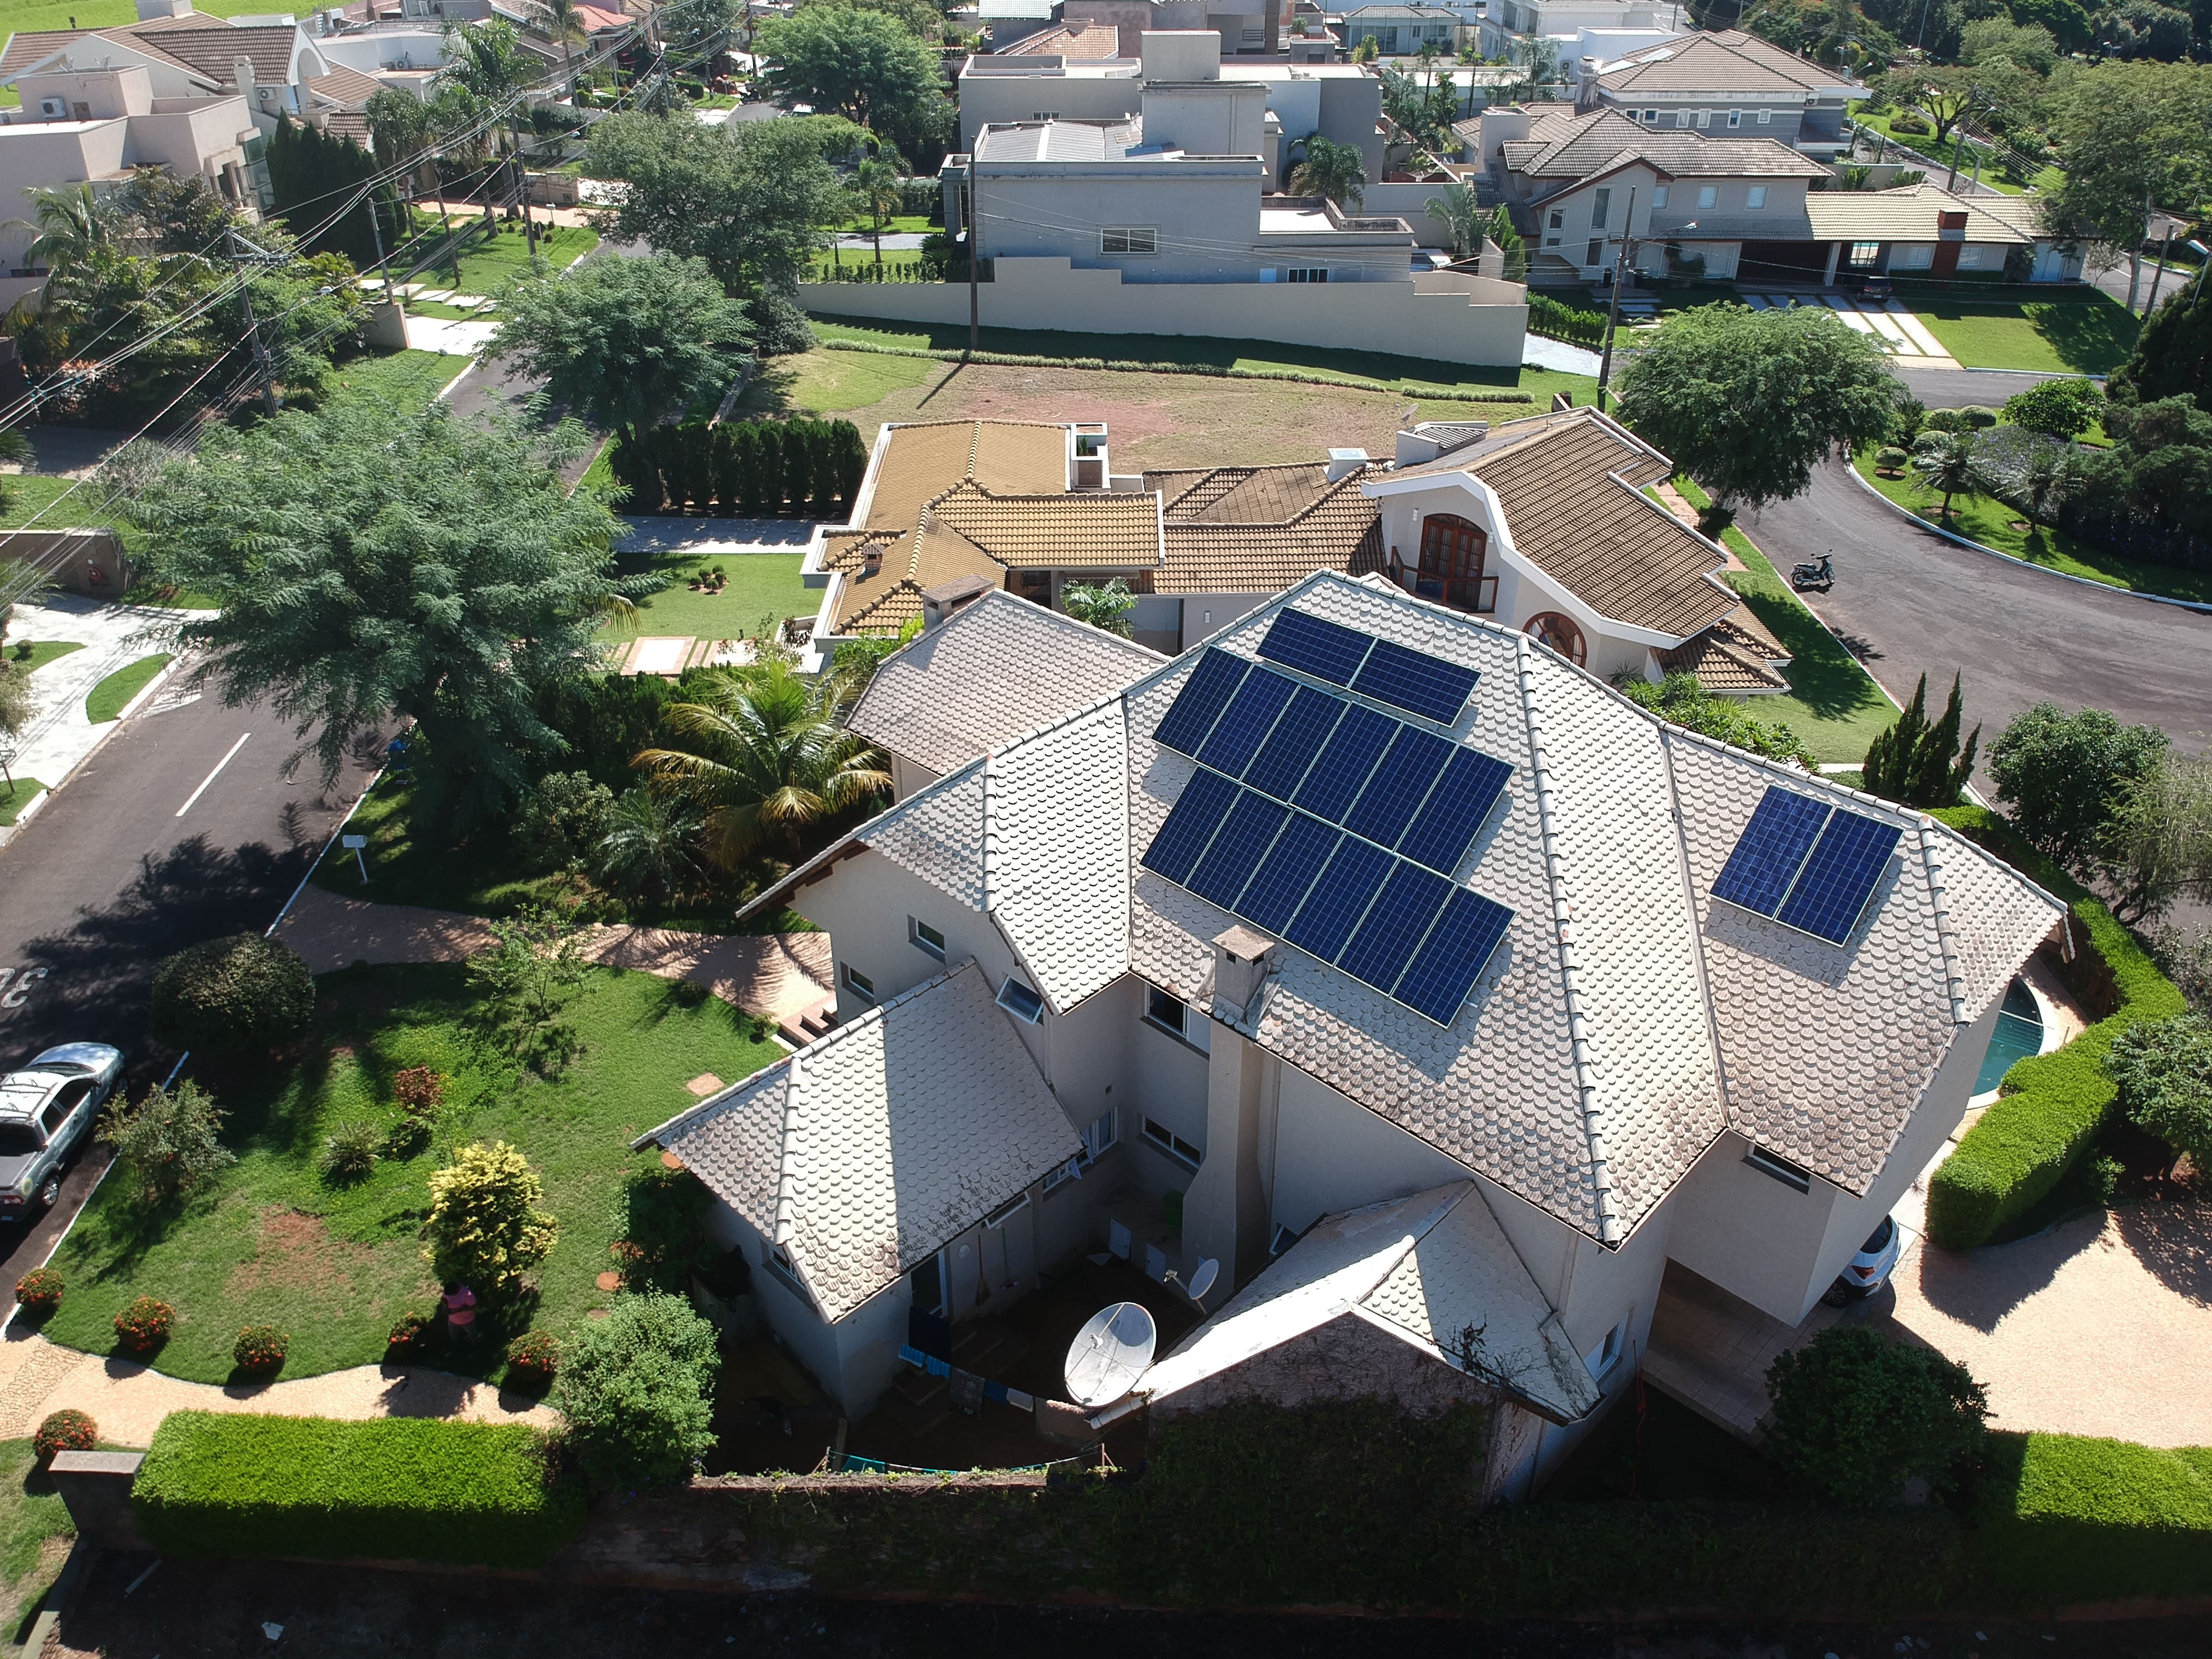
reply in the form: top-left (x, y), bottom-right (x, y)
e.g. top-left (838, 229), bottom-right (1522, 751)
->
top-left (958, 65), bottom-right (1143, 149)
top-left (1267, 1061), bottom-right (1473, 1238)
top-left (1172, 590), bottom-right (1270, 648)
top-left (702, 1201), bottom-right (854, 1404)
top-left (1147, 1307), bottom-right (1501, 1425)
top-left (976, 164), bottom-right (1276, 283)
top-left (886, 750), bottom-right (944, 803)
top-left (1142, 79), bottom-right (1268, 153)
top-left (0, 122), bottom-right (127, 271)
top-left (797, 256), bottom-right (1529, 367)
top-left (316, 28), bottom-right (450, 74)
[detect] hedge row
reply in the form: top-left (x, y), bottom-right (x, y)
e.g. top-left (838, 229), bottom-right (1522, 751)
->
top-left (815, 337), bottom-right (1536, 403)
top-left (133, 1412), bottom-right (585, 1569)
top-left (1922, 806), bottom-right (2185, 1250)
top-left (1526, 291), bottom-right (1609, 349)
top-left (1976, 1430), bottom-right (2212, 1604)
top-left (610, 416), bottom-right (866, 518)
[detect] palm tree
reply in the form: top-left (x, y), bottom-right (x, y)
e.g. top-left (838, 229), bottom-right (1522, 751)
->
top-left (437, 20), bottom-right (540, 232)
top-left (1909, 430), bottom-right (1978, 520)
top-left (1288, 134), bottom-right (1368, 209)
top-left (9, 183), bottom-right (119, 279)
top-left (1424, 180), bottom-right (1483, 258)
top-left (847, 156), bottom-right (904, 268)
top-left (534, 0), bottom-right (589, 85)
top-left (633, 661), bottom-right (890, 867)
top-left (1483, 205), bottom-right (1527, 282)
top-left (593, 788), bottom-right (704, 902)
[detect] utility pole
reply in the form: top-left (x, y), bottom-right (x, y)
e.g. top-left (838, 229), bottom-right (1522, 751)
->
top-left (1593, 186), bottom-right (1637, 414)
top-left (966, 173), bottom-right (979, 356)
top-left (367, 184), bottom-right (391, 289)
top-left (2140, 205), bottom-right (2173, 316)
top-left (226, 226), bottom-right (280, 417)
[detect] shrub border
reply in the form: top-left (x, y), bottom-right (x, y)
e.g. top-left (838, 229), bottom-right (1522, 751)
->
top-left (1922, 806), bottom-right (2185, 1249)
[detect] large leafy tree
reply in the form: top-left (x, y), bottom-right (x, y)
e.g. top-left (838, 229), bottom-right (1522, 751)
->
top-left (489, 251), bottom-right (752, 449)
top-left (132, 399), bottom-right (647, 830)
top-left (1613, 304), bottom-right (1900, 510)
top-left (634, 660), bottom-right (889, 866)
top-left (2109, 1013), bottom-right (2212, 1175)
top-left (1985, 702), bottom-right (2171, 877)
top-left (756, 6), bottom-right (952, 157)
top-left (2039, 60), bottom-right (2212, 314)
top-left (2103, 753), bottom-right (2212, 925)
top-left (2108, 285), bottom-right (2211, 414)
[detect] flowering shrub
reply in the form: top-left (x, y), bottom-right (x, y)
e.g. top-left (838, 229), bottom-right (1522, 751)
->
top-left (14, 1268), bottom-right (63, 1319)
top-left (504, 1330), bottom-right (560, 1390)
top-left (33, 1409), bottom-right (96, 1464)
top-left (114, 1296), bottom-right (174, 1355)
top-left (234, 1323), bottom-right (289, 1375)
top-left (393, 1066), bottom-right (445, 1116)
top-left (387, 1310), bottom-right (432, 1357)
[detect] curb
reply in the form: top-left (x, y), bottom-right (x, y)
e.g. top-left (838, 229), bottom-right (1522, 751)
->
top-left (1841, 461), bottom-right (2212, 615)
top-left (0, 648), bottom-right (189, 853)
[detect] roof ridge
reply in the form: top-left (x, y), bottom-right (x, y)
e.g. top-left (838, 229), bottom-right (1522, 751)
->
top-left (1513, 631), bottom-right (1622, 1246)
top-left (1917, 824), bottom-right (1971, 1025)
top-left (770, 1048), bottom-right (804, 1250)
top-left (980, 748), bottom-right (1001, 912)
top-left (1653, 724), bottom-right (1738, 1136)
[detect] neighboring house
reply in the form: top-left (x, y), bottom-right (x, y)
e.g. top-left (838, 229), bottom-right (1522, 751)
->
top-left (1810, 183), bottom-right (2072, 285)
top-left (0, 65), bottom-right (254, 309)
top-left (1001, 19), bottom-right (1129, 57)
top-left (803, 409), bottom-right (1789, 698)
top-left (1337, 5), bottom-right (1471, 57)
top-left (982, 0), bottom-right (1072, 48)
top-left (1479, 0), bottom-right (1682, 57)
top-left (1583, 29), bottom-right (1862, 159)
top-left (646, 566), bottom-right (2062, 1497)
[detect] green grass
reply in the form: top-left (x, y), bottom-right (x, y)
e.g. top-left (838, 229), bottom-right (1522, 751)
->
top-left (1672, 476), bottom-right (1898, 765)
top-left (4, 638), bottom-right (83, 673)
top-left (1909, 294), bottom-right (2140, 375)
top-left (0, 0), bottom-right (269, 32)
top-left (83, 653), bottom-right (169, 722)
top-left (0, 778), bottom-right (46, 826)
top-left (767, 344), bottom-right (938, 413)
top-left (0, 1438), bottom-right (74, 1642)
top-left (618, 551), bottom-right (813, 641)
top-left (40, 962), bottom-right (782, 1388)
top-left (0, 472), bottom-right (125, 533)
top-left (1847, 109), bottom-right (2063, 194)
top-left (397, 220), bottom-right (599, 308)
top-left (1851, 446), bottom-right (2212, 605)
top-left (323, 347), bottom-right (464, 409)
top-left (804, 315), bottom-right (1595, 401)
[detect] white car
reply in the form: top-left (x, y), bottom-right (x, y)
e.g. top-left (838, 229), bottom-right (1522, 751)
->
top-left (1822, 1214), bottom-right (1901, 1306)
top-left (0, 1043), bottom-right (125, 1218)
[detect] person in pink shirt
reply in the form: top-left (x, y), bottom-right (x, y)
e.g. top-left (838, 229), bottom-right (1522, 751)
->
top-left (441, 1281), bottom-right (477, 1348)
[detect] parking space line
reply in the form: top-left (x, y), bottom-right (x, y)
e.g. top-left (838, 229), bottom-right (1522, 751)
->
top-left (176, 732), bottom-right (251, 818)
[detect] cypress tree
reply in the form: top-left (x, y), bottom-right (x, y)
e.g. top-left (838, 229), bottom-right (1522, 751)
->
top-left (752, 421), bottom-right (785, 515)
top-left (1864, 673), bottom-right (1978, 808)
top-left (266, 117), bottom-right (397, 271)
top-left (830, 418), bottom-right (867, 511)
top-left (709, 424), bottom-right (736, 516)
top-left (731, 422), bottom-right (767, 516)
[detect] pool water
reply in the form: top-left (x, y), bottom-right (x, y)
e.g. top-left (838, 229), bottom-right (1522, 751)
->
top-left (1973, 978), bottom-right (2044, 1095)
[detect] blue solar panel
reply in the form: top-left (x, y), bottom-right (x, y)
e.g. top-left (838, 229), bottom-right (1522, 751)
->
top-left (1139, 768), bottom-right (1238, 885)
top-left (1151, 649), bottom-right (1249, 757)
top-left (1394, 888), bottom-right (1515, 1025)
top-left (1236, 814), bottom-right (1340, 933)
top-left (1244, 686), bottom-right (1343, 802)
top-left (1398, 749), bottom-right (1514, 875)
top-left (1292, 704), bottom-right (1396, 823)
top-left (1258, 609), bottom-right (1371, 686)
top-left (1351, 638), bottom-right (1479, 724)
top-left (1338, 862), bottom-right (1453, 995)
top-left (1343, 726), bottom-right (1456, 849)
top-left (1776, 810), bottom-right (1901, 944)
top-left (1187, 793), bottom-right (1289, 909)
top-left (1283, 840), bottom-right (1393, 962)
top-left (1196, 667), bottom-right (1298, 778)
top-left (1711, 788), bottom-right (1832, 916)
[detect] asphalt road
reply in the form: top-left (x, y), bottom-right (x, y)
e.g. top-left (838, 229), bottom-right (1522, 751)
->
top-left (0, 677), bottom-right (381, 1283)
top-left (1897, 365), bottom-right (2059, 405)
top-left (1740, 457), bottom-right (2212, 762)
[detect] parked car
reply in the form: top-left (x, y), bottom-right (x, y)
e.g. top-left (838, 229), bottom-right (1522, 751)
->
top-left (1822, 1214), bottom-right (1901, 1306)
top-left (0, 1042), bottom-right (124, 1217)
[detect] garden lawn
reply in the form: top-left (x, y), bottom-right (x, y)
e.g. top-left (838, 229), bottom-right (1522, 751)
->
top-left (1909, 294), bottom-right (2139, 376)
top-left (617, 551), bottom-right (813, 643)
top-left (1673, 476), bottom-right (1898, 765)
top-left (0, 473), bottom-right (125, 533)
top-left (5, 639), bottom-right (83, 673)
top-left (0, 0), bottom-right (266, 33)
top-left (83, 654), bottom-right (170, 722)
top-left (1847, 109), bottom-right (2062, 195)
top-left (0, 1438), bottom-right (74, 1643)
top-left (40, 962), bottom-right (782, 1385)
top-left (0, 779), bottom-right (45, 826)
top-left (322, 348), bottom-right (464, 412)
top-left (1850, 446), bottom-right (2212, 605)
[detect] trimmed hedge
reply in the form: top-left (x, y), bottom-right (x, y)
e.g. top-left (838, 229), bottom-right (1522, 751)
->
top-left (1976, 1430), bottom-right (2212, 1604)
top-left (1526, 291), bottom-right (1608, 349)
top-left (1923, 807), bottom-right (2185, 1249)
top-left (133, 1411), bottom-right (585, 1569)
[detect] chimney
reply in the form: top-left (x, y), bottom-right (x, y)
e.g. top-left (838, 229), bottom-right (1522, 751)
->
top-left (861, 545), bottom-right (884, 576)
top-left (919, 571), bottom-right (995, 628)
top-left (1211, 925), bottom-right (1277, 1022)
top-left (1325, 447), bottom-right (1369, 482)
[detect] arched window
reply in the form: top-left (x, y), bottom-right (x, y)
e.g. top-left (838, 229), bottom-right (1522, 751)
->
top-left (1415, 514), bottom-right (1495, 614)
top-left (1525, 611), bottom-right (1587, 667)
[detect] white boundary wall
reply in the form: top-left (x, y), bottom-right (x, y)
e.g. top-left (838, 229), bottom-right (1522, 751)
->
top-left (797, 257), bottom-right (1531, 367)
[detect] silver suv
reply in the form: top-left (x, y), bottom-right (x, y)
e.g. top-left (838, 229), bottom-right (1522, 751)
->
top-left (0, 1043), bottom-right (124, 1217)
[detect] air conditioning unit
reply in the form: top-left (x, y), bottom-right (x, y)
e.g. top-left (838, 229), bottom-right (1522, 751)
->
top-left (38, 97), bottom-right (67, 118)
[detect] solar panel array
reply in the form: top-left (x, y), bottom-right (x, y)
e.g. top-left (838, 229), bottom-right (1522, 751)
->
top-left (1710, 785), bottom-right (1903, 945)
top-left (1141, 613), bottom-right (1516, 1027)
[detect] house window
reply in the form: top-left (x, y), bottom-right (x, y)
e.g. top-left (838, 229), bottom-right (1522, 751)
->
top-left (997, 975), bottom-right (1046, 1023)
top-left (1757, 108), bottom-right (1772, 124)
top-left (1285, 266), bottom-right (1328, 283)
top-left (1726, 108), bottom-right (1742, 128)
top-left (1747, 185), bottom-right (1767, 210)
top-left (764, 1242), bottom-right (807, 1297)
top-left (1590, 187), bottom-right (1610, 230)
top-left (1897, 244), bottom-right (1933, 269)
top-left (1143, 985), bottom-right (1210, 1051)
top-left (1585, 1314), bottom-right (1629, 1380)
top-left (1524, 610), bottom-right (1586, 668)
top-left (910, 917), bottom-right (947, 959)
top-left (983, 1190), bottom-right (1031, 1228)
top-left (1957, 245), bottom-right (1984, 269)
top-left (1745, 1144), bottom-right (1813, 1192)
top-left (1011, 569), bottom-right (1051, 604)
top-left (1547, 208), bottom-right (1564, 231)
top-left (1417, 513), bottom-right (1495, 613)
top-left (1641, 108), bottom-right (1658, 122)
top-left (1269, 1221), bottom-right (1302, 1256)
top-left (1696, 185), bottom-right (1718, 209)
top-left (1847, 240), bottom-right (1882, 268)
top-left (1101, 226), bottom-right (1157, 255)
top-left (842, 962), bottom-right (875, 1002)
top-left (1694, 109), bottom-right (1710, 129)
top-left (1030, 109), bottom-right (1060, 119)
top-left (1651, 185), bottom-right (1668, 209)
top-left (1142, 1115), bottom-right (1203, 1171)
top-left (1044, 1108), bottom-right (1118, 1193)
top-left (1675, 110), bottom-right (1691, 128)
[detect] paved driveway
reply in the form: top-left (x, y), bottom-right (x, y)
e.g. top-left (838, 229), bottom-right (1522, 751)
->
top-left (1739, 457), bottom-right (2212, 760)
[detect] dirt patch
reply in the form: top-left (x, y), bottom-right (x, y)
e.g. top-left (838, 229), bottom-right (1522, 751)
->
top-left (227, 1209), bottom-right (379, 1298)
top-left (0, 1531), bottom-right (71, 1637)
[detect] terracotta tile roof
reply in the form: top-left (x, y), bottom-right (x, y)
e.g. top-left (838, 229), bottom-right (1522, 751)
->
top-left (1146, 462), bottom-right (1387, 595)
top-left (1803, 183), bottom-right (2032, 245)
top-left (321, 109), bottom-right (370, 144)
top-left (1654, 628), bottom-right (1790, 693)
top-left (1003, 20), bottom-right (1122, 55)
top-left (0, 29), bottom-right (86, 77)
top-left (307, 62), bottom-right (385, 106)
top-left (935, 486), bottom-right (1162, 566)
top-left (1391, 410), bottom-right (1739, 637)
top-left (1711, 604), bottom-right (1786, 661)
top-left (140, 23), bottom-right (304, 85)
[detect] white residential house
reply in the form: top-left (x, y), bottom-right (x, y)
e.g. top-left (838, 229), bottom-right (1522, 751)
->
top-left (1479, 0), bottom-right (1684, 57)
top-left (1583, 28), bottom-right (1863, 159)
top-left (641, 566), bottom-right (2063, 1496)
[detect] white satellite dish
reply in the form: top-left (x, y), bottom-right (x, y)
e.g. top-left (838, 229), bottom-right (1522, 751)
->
top-left (1186, 1257), bottom-right (1220, 1303)
top-left (1062, 1301), bottom-right (1157, 1408)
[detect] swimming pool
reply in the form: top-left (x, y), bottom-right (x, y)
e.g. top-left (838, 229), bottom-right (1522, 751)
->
top-left (1973, 977), bottom-right (2044, 1097)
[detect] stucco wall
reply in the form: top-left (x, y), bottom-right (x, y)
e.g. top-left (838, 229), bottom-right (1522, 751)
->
top-left (958, 69), bottom-right (1143, 149)
top-left (799, 258), bottom-right (1529, 365)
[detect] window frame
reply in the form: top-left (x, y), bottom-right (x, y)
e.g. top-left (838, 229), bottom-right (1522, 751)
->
top-left (1524, 610), bottom-right (1587, 668)
top-left (983, 1190), bottom-right (1031, 1228)
top-left (1584, 239), bottom-right (1604, 268)
top-left (1746, 185), bottom-right (1767, 210)
top-left (1284, 266), bottom-right (1328, 283)
top-left (1100, 225), bottom-right (1157, 256)
top-left (1757, 108), bottom-right (1772, 124)
top-left (910, 916), bottom-right (947, 960)
top-left (1745, 1143), bottom-right (1813, 1192)
top-left (1416, 512), bottom-right (1495, 614)
top-left (764, 1241), bottom-right (809, 1298)
top-left (1726, 108), bottom-right (1742, 128)
top-left (1696, 185), bottom-right (1718, 210)
top-left (1590, 186), bottom-right (1610, 230)
top-left (842, 961), bottom-right (876, 1002)
top-left (1651, 183), bottom-right (1668, 209)
top-left (1141, 1115), bottom-right (1204, 1171)
top-left (1044, 1109), bottom-right (1118, 1194)
top-left (997, 975), bottom-right (1046, 1024)
top-left (1585, 1314), bottom-right (1629, 1380)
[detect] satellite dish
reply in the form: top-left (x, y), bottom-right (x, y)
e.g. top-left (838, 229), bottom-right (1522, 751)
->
top-left (1186, 1258), bottom-right (1220, 1302)
top-left (1062, 1301), bottom-right (1157, 1408)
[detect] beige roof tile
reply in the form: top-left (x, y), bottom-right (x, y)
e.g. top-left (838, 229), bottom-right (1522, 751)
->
top-left (307, 62), bottom-right (385, 105)
top-left (1802, 183), bottom-right (2032, 244)
top-left (141, 22), bottom-right (304, 84)
top-left (1599, 28), bottom-right (1860, 97)
top-left (641, 963), bottom-right (1079, 1322)
top-left (1653, 629), bottom-right (1791, 693)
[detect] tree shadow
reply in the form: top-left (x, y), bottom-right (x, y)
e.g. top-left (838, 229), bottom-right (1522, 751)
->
top-left (2027, 298), bottom-right (2141, 376)
top-left (1911, 1207), bottom-right (2104, 1333)
top-left (2110, 1195), bottom-right (2212, 1308)
top-left (1735, 592), bottom-right (1892, 722)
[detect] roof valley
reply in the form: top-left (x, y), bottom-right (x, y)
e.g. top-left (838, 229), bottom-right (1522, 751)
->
top-left (770, 1050), bottom-right (805, 1256)
top-left (1655, 726), bottom-right (1738, 1138)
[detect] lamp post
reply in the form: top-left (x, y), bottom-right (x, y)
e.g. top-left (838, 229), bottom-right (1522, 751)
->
top-left (1594, 198), bottom-right (1695, 414)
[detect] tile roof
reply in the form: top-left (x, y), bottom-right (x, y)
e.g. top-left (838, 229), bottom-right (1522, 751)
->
top-left (321, 109), bottom-right (370, 144)
top-left (138, 22), bottom-right (305, 85)
top-left (307, 62), bottom-right (384, 106)
top-left (1002, 20), bottom-right (1122, 55)
top-left (1598, 28), bottom-right (1861, 97)
top-left (847, 587), bottom-right (1162, 777)
top-left (1383, 409), bottom-right (1740, 637)
top-left (1146, 462), bottom-right (1388, 594)
top-left (1138, 1182), bottom-right (1603, 1425)
top-left (1803, 183), bottom-right (2033, 245)
top-left (638, 962), bottom-right (1080, 1323)
top-left (765, 571), bottom-right (2062, 1248)
top-left (1652, 627), bottom-right (1790, 693)
top-left (1500, 111), bottom-right (1830, 183)
top-left (0, 30), bottom-right (87, 78)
